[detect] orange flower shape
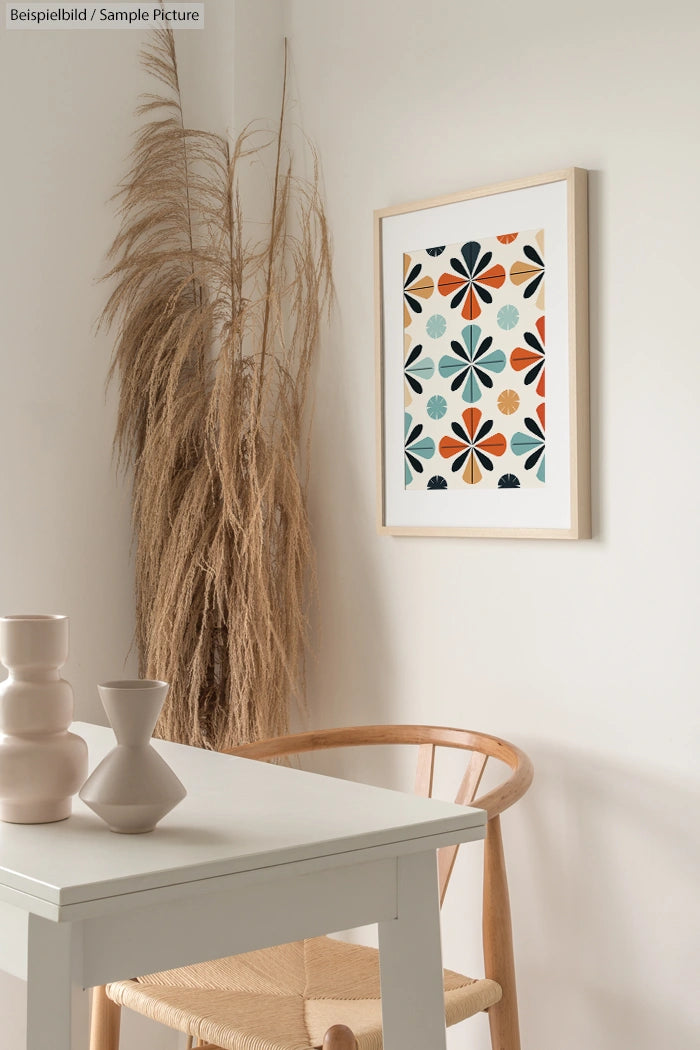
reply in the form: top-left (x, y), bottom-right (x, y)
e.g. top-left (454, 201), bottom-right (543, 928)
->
top-left (439, 407), bottom-right (506, 485)
top-left (438, 241), bottom-right (505, 321)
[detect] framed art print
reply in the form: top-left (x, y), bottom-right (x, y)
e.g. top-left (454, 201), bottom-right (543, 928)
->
top-left (375, 168), bottom-right (589, 538)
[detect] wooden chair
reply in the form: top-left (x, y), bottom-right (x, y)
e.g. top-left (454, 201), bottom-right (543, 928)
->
top-left (89, 725), bottom-right (533, 1050)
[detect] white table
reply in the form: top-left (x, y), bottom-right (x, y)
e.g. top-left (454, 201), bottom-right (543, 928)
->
top-left (0, 723), bottom-right (486, 1050)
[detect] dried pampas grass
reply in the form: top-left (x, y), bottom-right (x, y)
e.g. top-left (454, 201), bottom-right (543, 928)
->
top-left (101, 27), bottom-right (332, 749)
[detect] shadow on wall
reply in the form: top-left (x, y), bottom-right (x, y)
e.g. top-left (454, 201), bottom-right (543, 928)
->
top-left (305, 303), bottom-right (397, 733)
top-left (586, 168), bottom-right (603, 541)
top-left (515, 743), bottom-right (700, 1050)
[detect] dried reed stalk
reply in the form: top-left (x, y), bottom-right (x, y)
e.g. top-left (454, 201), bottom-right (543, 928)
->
top-left (101, 27), bottom-right (331, 749)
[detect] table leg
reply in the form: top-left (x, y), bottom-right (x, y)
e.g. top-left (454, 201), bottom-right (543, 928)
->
top-left (377, 850), bottom-right (446, 1050)
top-left (26, 914), bottom-right (88, 1050)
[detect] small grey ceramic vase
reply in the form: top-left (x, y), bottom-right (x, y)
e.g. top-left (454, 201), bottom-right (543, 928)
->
top-left (79, 680), bottom-right (186, 833)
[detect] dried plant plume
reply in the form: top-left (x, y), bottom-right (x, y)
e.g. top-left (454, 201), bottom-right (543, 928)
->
top-left (102, 27), bottom-right (332, 749)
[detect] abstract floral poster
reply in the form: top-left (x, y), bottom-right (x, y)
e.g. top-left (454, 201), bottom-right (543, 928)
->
top-left (403, 229), bottom-right (546, 492)
top-left (376, 169), bottom-right (589, 538)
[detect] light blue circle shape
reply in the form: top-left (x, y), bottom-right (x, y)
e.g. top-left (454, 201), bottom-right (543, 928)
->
top-left (426, 395), bottom-right (448, 420)
top-left (497, 304), bottom-right (520, 331)
top-left (426, 314), bottom-right (447, 339)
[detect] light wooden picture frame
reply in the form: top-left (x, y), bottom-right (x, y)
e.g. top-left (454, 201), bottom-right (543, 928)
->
top-left (375, 168), bottom-right (589, 539)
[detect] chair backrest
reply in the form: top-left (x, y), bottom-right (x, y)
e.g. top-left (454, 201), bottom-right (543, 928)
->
top-left (228, 725), bottom-right (533, 905)
top-left (230, 725), bottom-right (532, 1049)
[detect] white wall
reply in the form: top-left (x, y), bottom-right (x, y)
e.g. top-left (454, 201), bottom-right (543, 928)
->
top-left (284, 1), bottom-right (700, 1048)
top-left (0, 28), bottom-right (140, 720)
top-left (1, 2), bottom-right (698, 1049)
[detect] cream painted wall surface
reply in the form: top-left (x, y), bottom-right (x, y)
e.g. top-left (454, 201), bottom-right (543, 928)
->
top-left (0, 29), bottom-right (140, 718)
top-left (283, 1), bottom-right (700, 1049)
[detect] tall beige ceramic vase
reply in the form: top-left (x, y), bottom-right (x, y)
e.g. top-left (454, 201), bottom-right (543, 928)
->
top-left (0, 614), bottom-right (88, 823)
top-left (80, 680), bottom-right (186, 833)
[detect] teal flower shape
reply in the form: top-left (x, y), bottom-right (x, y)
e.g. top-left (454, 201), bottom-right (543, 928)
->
top-left (404, 343), bottom-right (435, 395)
top-left (438, 324), bottom-right (506, 403)
top-left (404, 412), bottom-right (435, 485)
top-left (427, 394), bottom-right (447, 420)
top-left (497, 304), bottom-right (520, 330)
top-left (426, 314), bottom-right (447, 339)
top-left (511, 404), bottom-right (546, 483)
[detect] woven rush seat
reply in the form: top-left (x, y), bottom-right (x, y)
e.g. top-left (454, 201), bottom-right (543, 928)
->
top-left (107, 935), bottom-right (502, 1050)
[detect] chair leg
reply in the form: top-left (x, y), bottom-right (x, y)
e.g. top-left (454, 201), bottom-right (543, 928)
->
top-left (483, 815), bottom-right (521, 1050)
top-left (322, 1024), bottom-right (358, 1049)
top-left (90, 985), bottom-right (121, 1050)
